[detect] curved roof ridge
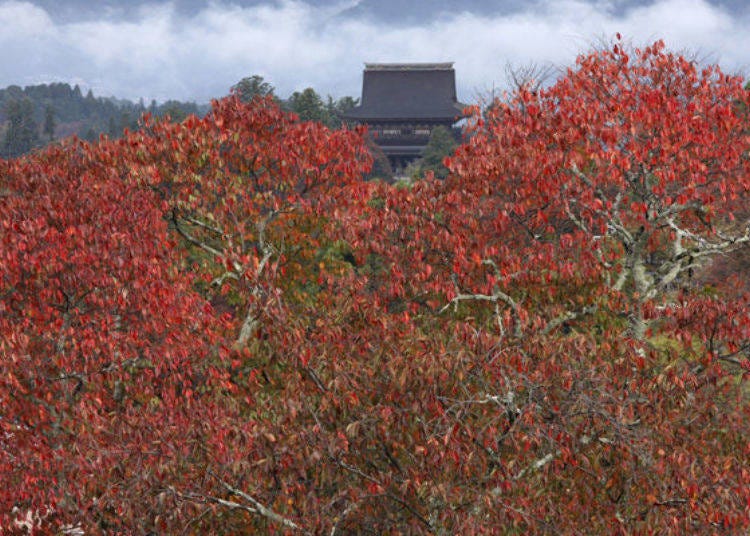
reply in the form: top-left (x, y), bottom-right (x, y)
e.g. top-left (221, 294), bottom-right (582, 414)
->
top-left (364, 62), bottom-right (454, 71)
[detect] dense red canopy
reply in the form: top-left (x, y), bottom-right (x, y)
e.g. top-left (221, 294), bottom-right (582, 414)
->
top-left (2, 39), bottom-right (750, 534)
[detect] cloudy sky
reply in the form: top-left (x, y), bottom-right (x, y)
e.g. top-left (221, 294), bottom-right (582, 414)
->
top-left (1, 0), bottom-right (749, 103)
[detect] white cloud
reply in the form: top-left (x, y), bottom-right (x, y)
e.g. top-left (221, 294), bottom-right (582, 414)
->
top-left (0, 0), bottom-right (54, 36)
top-left (0, 0), bottom-right (748, 103)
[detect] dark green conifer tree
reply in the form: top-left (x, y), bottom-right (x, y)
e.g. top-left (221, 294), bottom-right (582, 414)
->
top-left (2, 97), bottom-right (39, 158)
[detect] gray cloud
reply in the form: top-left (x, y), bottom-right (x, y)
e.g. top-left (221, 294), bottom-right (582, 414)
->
top-left (0, 0), bottom-right (748, 103)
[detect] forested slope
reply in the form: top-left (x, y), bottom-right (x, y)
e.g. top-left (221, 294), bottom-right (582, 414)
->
top-left (0, 82), bottom-right (206, 158)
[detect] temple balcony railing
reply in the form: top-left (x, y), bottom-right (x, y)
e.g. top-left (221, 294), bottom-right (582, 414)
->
top-left (373, 134), bottom-right (430, 147)
top-left (370, 127), bottom-right (464, 147)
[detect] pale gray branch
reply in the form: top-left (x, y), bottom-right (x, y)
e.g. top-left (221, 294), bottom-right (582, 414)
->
top-left (184, 215), bottom-right (224, 236)
top-left (172, 212), bottom-right (230, 264)
top-left (216, 479), bottom-right (309, 534)
top-left (330, 501), bottom-right (360, 536)
top-left (171, 482), bottom-right (309, 534)
top-left (441, 289), bottom-right (523, 339)
top-left (541, 305), bottom-right (598, 336)
top-left (513, 451), bottom-right (559, 480)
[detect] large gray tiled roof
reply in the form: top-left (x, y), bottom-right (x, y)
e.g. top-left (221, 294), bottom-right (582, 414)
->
top-left (345, 63), bottom-right (466, 121)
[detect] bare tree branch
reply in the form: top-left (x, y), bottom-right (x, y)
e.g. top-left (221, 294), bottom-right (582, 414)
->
top-left (170, 480), bottom-right (310, 535)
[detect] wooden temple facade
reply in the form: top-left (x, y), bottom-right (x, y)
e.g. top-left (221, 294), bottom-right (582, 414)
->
top-left (345, 63), bottom-right (465, 170)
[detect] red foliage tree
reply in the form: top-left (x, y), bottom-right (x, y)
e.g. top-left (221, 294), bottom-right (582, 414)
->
top-left (0, 97), bottom-right (372, 533)
top-left (444, 38), bottom-right (750, 339)
top-left (343, 38), bottom-right (750, 533)
top-left (0, 141), bottom-right (223, 531)
top-left (2, 40), bottom-right (750, 535)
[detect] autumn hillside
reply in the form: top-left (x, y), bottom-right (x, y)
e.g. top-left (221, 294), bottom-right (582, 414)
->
top-left (2, 39), bottom-right (750, 534)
